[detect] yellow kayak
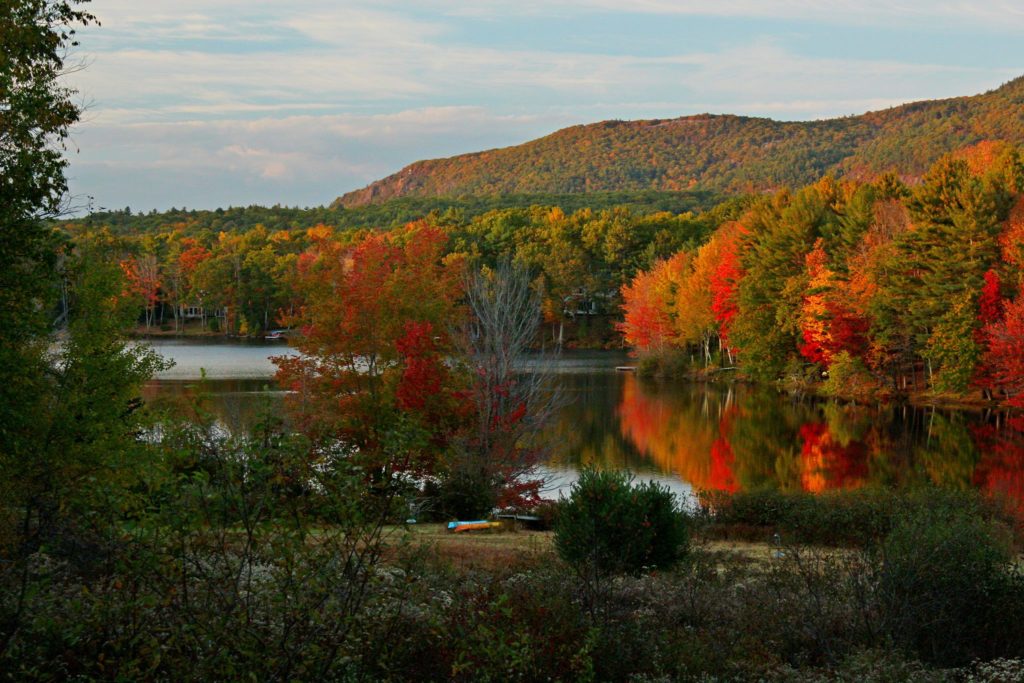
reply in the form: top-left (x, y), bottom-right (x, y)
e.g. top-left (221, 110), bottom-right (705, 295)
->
top-left (447, 520), bottom-right (502, 533)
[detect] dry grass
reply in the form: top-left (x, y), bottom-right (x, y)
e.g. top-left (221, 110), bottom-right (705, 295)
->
top-left (380, 523), bottom-right (797, 572)
top-left (382, 522), bottom-right (555, 571)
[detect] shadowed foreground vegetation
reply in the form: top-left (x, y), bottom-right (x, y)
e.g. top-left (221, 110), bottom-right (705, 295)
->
top-left (7, 452), bottom-right (1024, 682)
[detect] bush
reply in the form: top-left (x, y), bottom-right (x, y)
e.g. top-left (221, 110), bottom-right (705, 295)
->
top-left (555, 468), bottom-right (689, 576)
top-left (635, 353), bottom-right (661, 378)
top-left (781, 358), bottom-right (821, 395)
top-left (697, 487), bottom-right (1017, 548)
top-left (636, 350), bottom-right (689, 378)
top-left (699, 488), bottom-right (898, 545)
top-left (877, 500), bottom-right (1024, 666)
top-left (822, 351), bottom-right (883, 402)
top-left (436, 469), bottom-right (497, 520)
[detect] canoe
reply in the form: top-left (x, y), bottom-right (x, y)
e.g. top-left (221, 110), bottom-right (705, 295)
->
top-left (447, 520), bottom-right (502, 533)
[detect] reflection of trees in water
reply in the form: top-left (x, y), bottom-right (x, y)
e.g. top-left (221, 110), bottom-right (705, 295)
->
top-left (798, 422), bottom-right (868, 492)
top-left (610, 374), bottom-right (1024, 506)
top-left (616, 375), bottom-right (729, 488)
top-left (972, 415), bottom-right (1024, 514)
top-left (913, 412), bottom-right (980, 489)
top-left (725, 391), bottom-right (817, 492)
top-left (545, 373), bottom-right (649, 471)
top-left (143, 379), bottom-right (285, 436)
top-left (144, 372), bottom-right (1024, 509)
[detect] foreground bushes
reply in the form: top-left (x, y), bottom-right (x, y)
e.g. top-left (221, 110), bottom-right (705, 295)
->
top-left (359, 512), bottom-right (1024, 680)
top-left (878, 501), bottom-right (1023, 666)
top-left (555, 468), bottom-right (690, 576)
top-left (6, 475), bottom-right (1024, 680)
top-left (698, 486), bottom-right (1014, 546)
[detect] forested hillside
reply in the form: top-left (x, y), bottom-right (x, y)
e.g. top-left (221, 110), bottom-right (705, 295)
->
top-left (336, 76), bottom-right (1024, 207)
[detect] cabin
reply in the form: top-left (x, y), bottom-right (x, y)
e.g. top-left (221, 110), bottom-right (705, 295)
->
top-left (178, 304), bottom-right (227, 320)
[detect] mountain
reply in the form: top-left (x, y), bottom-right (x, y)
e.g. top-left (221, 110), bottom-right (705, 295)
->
top-left (335, 77), bottom-right (1024, 208)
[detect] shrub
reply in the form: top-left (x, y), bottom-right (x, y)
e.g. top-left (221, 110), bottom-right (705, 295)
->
top-left (529, 498), bottom-right (561, 530)
top-left (636, 353), bottom-right (661, 378)
top-left (636, 350), bottom-right (689, 378)
top-left (698, 488), bottom-right (898, 546)
top-left (436, 468), bottom-right (497, 520)
top-left (697, 487), bottom-right (1016, 548)
top-left (822, 351), bottom-right (883, 402)
top-left (781, 358), bottom-right (820, 395)
top-left (876, 500), bottom-right (1023, 666)
top-left (555, 468), bottom-right (689, 577)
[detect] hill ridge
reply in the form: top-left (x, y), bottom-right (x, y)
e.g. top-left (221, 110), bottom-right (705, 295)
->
top-left (334, 77), bottom-right (1024, 208)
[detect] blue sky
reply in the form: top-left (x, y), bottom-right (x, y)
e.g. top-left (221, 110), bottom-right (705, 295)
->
top-left (65, 1), bottom-right (1024, 212)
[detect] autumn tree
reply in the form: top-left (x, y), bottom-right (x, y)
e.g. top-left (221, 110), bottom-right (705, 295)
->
top-left (274, 223), bottom-right (465, 481)
top-left (984, 292), bottom-right (1024, 406)
top-left (449, 259), bottom-right (561, 514)
top-left (731, 186), bottom-right (835, 380)
top-left (675, 232), bottom-right (727, 365)
top-left (1002, 195), bottom-right (1024, 286)
top-left (709, 222), bottom-right (746, 362)
top-left (617, 252), bottom-right (688, 354)
top-left (120, 252), bottom-right (161, 329)
top-left (798, 239), bottom-right (868, 368)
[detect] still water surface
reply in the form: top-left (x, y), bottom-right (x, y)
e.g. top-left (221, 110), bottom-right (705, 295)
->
top-left (143, 340), bottom-right (1024, 505)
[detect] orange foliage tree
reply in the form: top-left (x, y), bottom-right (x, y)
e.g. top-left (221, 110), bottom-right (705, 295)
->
top-left (275, 224), bottom-right (466, 478)
top-left (119, 254), bottom-right (161, 329)
top-left (617, 252), bottom-right (688, 353)
top-left (798, 239), bottom-right (869, 368)
top-left (677, 228), bottom-right (735, 365)
top-left (1002, 196), bottom-right (1024, 280)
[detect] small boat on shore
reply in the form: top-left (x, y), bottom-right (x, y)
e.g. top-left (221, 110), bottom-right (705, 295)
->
top-left (447, 520), bottom-right (502, 533)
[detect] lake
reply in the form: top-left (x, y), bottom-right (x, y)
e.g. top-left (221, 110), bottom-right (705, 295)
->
top-left (142, 339), bottom-right (1024, 506)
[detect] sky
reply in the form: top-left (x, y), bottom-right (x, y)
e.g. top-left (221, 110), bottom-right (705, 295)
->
top-left (64, 0), bottom-right (1024, 213)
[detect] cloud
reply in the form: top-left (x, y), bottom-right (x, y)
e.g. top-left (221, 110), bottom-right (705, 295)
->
top-left (61, 1), bottom-right (1022, 210)
top-left (424, 0), bottom-right (1024, 31)
top-left (66, 106), bottom-right (575, 211)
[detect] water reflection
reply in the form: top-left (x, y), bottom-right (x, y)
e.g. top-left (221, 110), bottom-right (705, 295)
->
top-left (598, 374), bottom-right (1024, 507)
top-left (142, 355), bottom-right (1024, 507)
top-left (142, 378), bottom-right (286, 435)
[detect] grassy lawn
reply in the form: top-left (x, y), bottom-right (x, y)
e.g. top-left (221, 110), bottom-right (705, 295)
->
top-left (381, 522), bottom-right (789, 571)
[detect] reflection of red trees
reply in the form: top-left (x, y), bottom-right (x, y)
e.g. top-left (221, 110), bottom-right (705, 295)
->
top-left (798, 422), bottom-right (868, 492)
top-left (708, 407), bottom-right (738, 493)
top-left (971, 415), bottom-right (1024, 516)
top-left (616, 377), bottom-right (662, 453)
top-left (616, 376), bottom-right (724, 489)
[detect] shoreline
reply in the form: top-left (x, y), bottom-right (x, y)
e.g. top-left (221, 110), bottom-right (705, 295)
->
top-left (635, 363), bottom-right (1023, 414)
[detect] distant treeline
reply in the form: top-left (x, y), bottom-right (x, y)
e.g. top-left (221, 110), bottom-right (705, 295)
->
top-left (58, 193), bottom-right (748, 344)
top-left (75, 189), bottom-right (725, 236)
